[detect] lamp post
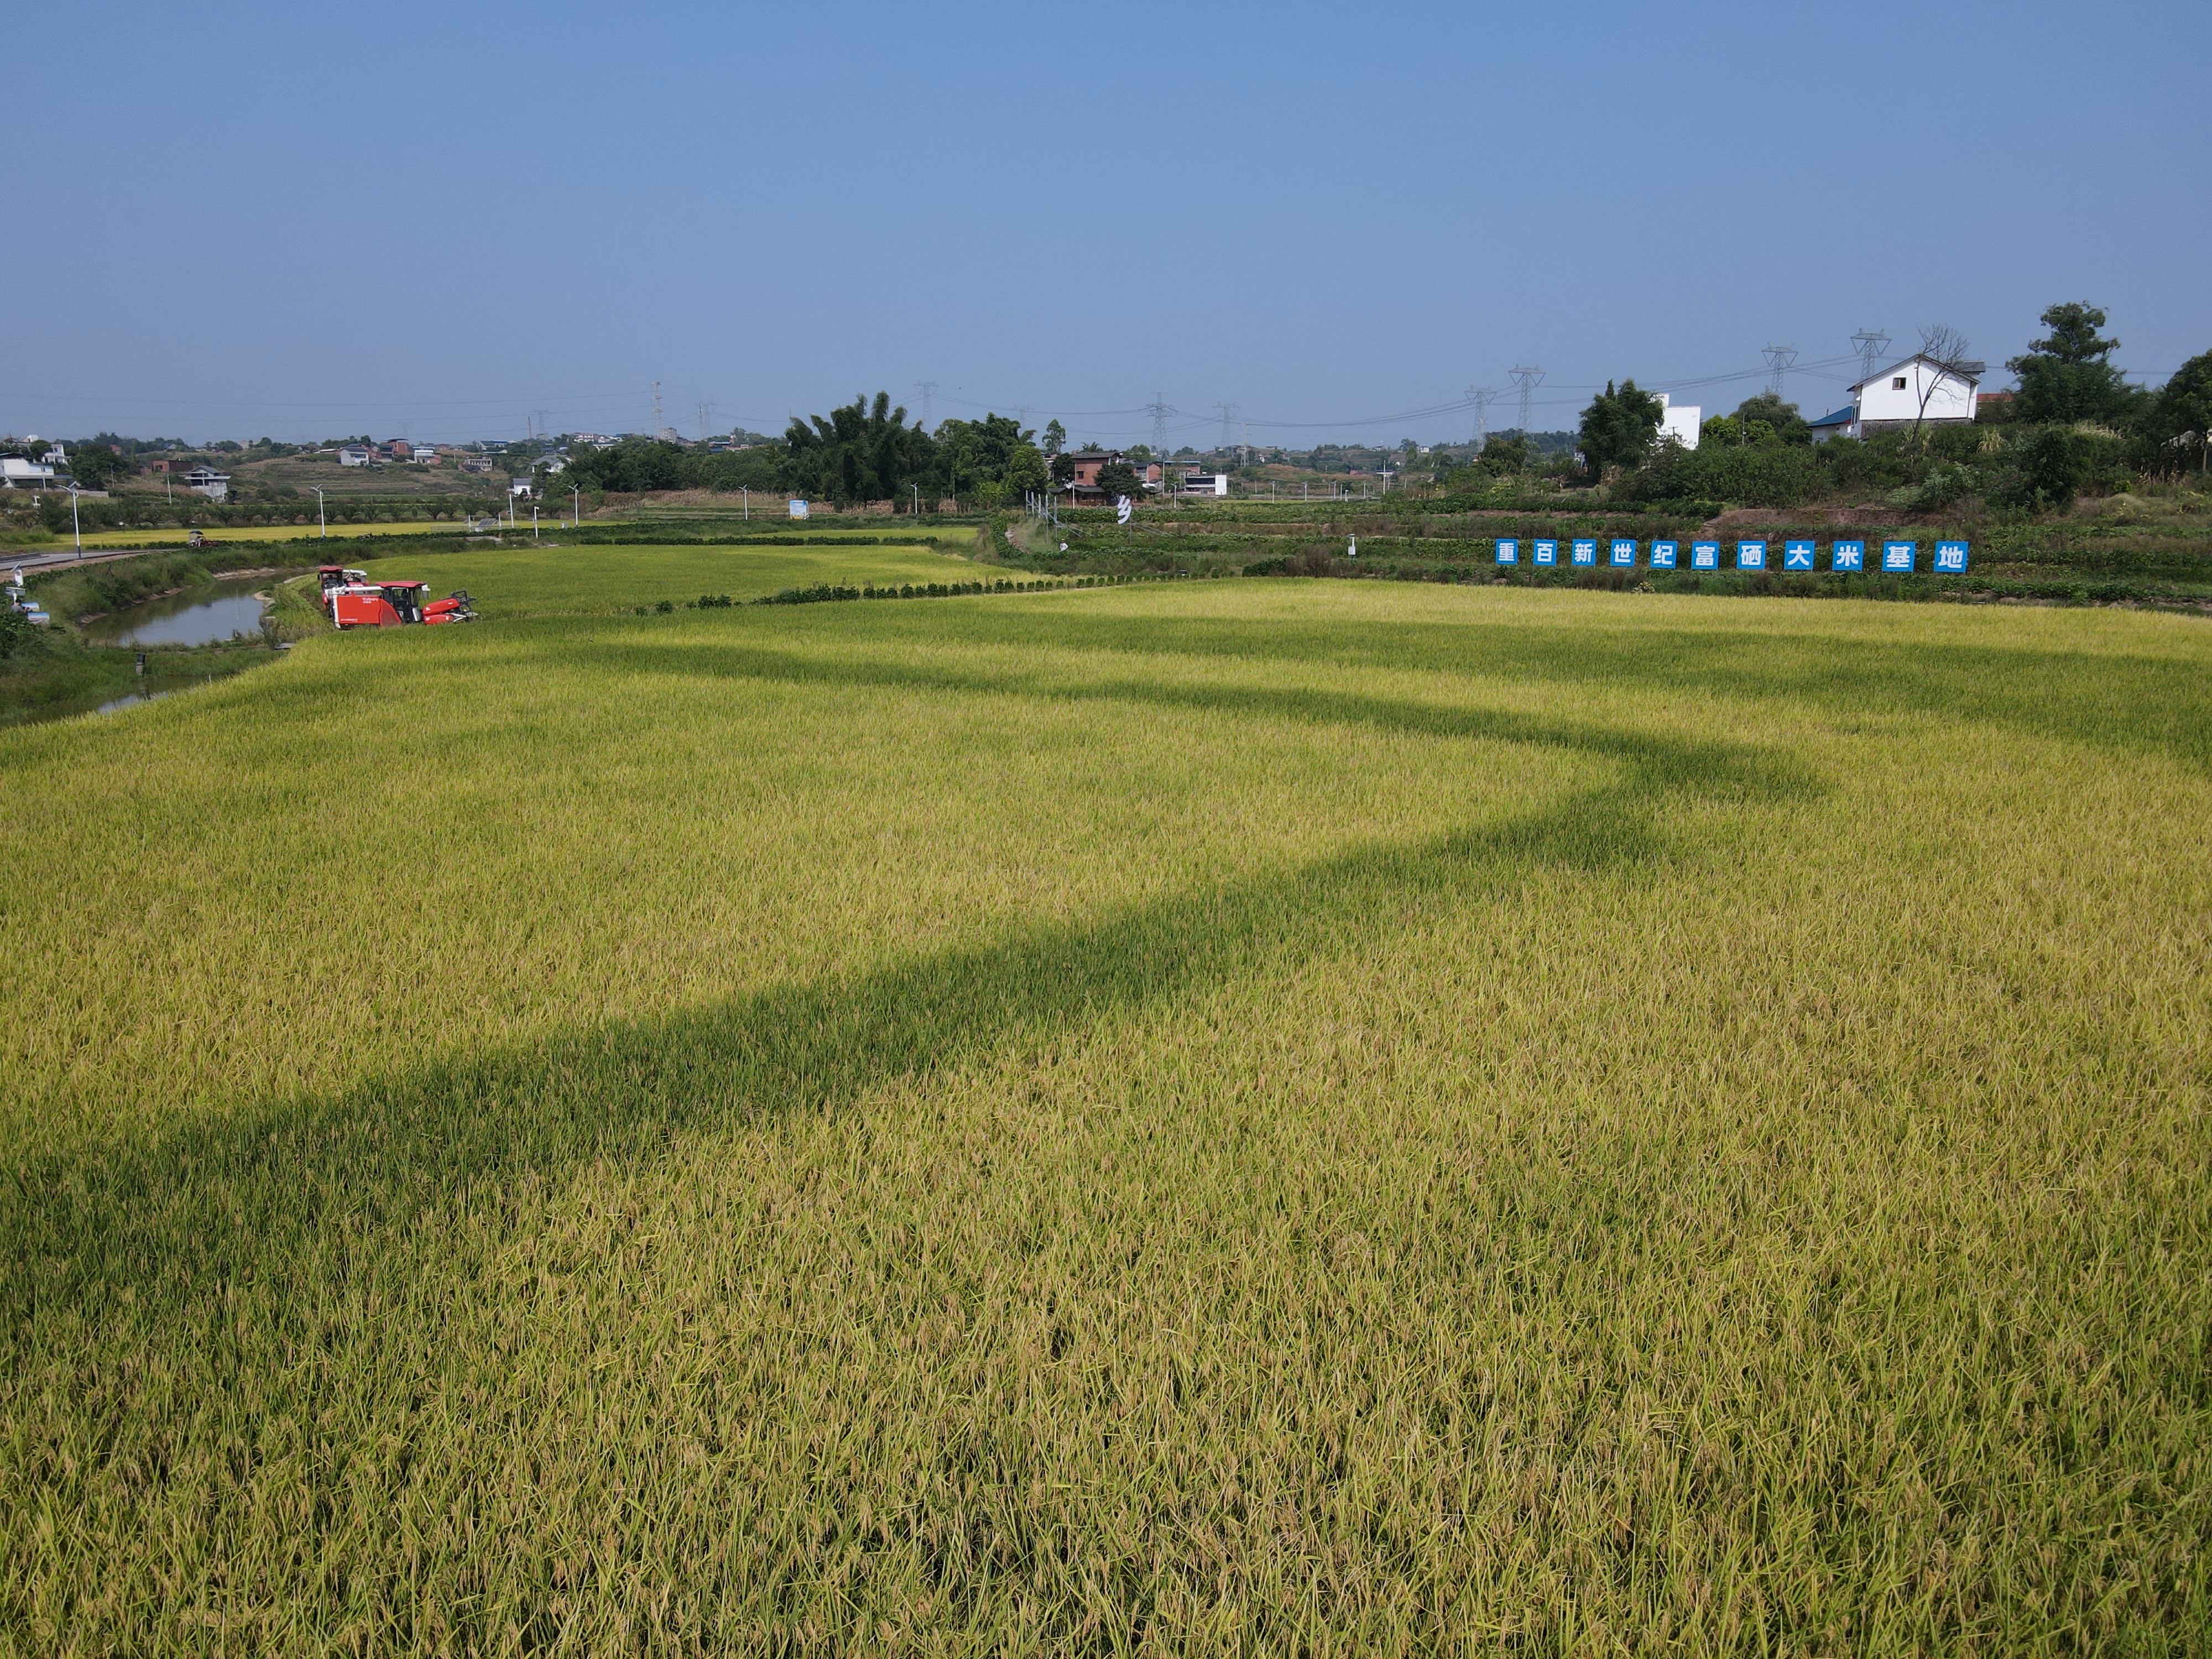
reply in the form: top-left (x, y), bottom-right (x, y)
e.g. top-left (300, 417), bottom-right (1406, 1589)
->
top-left (312, 486), bottom-right (327, 539)
top-left (571, 483), bottom-right (580, 529)
top-left (67, 486), bottom-right (82, 557)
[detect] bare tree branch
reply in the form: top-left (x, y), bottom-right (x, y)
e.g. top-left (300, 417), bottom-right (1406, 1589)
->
top-left (1911, 324), bottom-right (1974, 446)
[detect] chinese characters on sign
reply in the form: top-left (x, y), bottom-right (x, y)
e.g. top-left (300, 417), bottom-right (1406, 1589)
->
top-left (1610, 539), bottom-right (1637, 567)
top-left (1535, 539), bottom-right (1558, 566)
top-left (1495, 538), bottom-right (1519, 565)
top-left (1934, 540), bottom-right (1970, 572)
top-left (1692, 541), bottom-right (1720, 570)
top-left (1571, 539), bottom-right (1598, 567)
top-left (1883, 541), bottom-right (1916, 572)
top-left (1736, 540), bottom-right (1767, 571)
top-left (1650, 540), bottom-right (1678, 569)
top-left (1784, 540), bottom-right (1815, 571)
top-left (1832, 541), bottom-right (1865, 572)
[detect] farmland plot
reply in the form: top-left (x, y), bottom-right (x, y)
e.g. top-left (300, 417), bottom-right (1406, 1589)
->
top-left (2, 580), bottom-right (2208, 1653)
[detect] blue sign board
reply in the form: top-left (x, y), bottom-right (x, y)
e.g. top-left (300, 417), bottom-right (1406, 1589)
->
top-left (1691, 540), bottom-right (1720, 570)
top-left (1495, 538), bottom-right (1519, 565)
top-left (1534, 539), bottom-right (1558, 566)
top-left (1610, 538), bottom-right (1637, 567)
top-left (1650, 540), bottom-right (1678, 569)
top-left (1783, 539), bottom-right (1815, 571)
top-left (1832, 540), bottom-right (1865, 572)
top-left (1934, 540), bottom-right (1970, 573)
top-left (1737, 540), bottom-right (1767, 571)
top-left (1571, 539), bottom-right (1598, 566)
top-left (1883, 540), bottom-right (1916, 572)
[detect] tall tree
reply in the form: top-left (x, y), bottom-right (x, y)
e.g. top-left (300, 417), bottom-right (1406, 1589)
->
top-left (1040, 419), bottom-right (1066, 456)
top-left (782, 392), bottom-right (933, 504)
top-left (2007, 302), bottom-right (2131, 425)
top-left (2152, 348), bottom-right (2212, 471)
top-left (1577, 379), bottom-right (1663, 477)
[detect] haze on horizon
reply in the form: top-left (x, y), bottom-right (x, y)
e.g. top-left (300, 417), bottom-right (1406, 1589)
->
top-left (3, 0), bottom-right (2204, 449)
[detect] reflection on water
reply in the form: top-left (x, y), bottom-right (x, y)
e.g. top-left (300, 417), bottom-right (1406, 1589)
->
top-left (86, 581), bottom-right (270, 648)
top-left (96, 686), bottom-right (185, 715)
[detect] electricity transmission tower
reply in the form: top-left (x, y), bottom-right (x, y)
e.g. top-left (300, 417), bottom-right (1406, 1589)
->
top-left (1849, 328), bottom-right (1891, 382)
top-left (1146, 393), bottom-right (1171, 453)
top-left (914, 380), bottom-right (937, 427)
top-left (651, 381), bottom-right (665, 437)
top-left (1761, 343), bottom-right (1798, 401)
top-left (1507, 367), bottom-right (1544, 436)
top-left (1467, 384), bottom-right (1499, 445)
top-left (697, 401), bottom-right (714, 442)
top-left (1214, 402), bottom-right (1237, 452)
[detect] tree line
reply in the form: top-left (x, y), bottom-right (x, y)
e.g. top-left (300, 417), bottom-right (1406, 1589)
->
top-left (1442, 302), bottom-right (2210, 513)
top-left (559, 394), bottom-right (1056, 507)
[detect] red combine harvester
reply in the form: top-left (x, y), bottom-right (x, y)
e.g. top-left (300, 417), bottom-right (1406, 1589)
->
top-left (319, 565), bottom-right (477, 629)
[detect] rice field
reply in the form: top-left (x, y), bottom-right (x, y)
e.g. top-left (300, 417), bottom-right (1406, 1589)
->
top-left (2, 573), bottom-right (2208, 1653)
top-left (350, 537), bottom-right (981, 617)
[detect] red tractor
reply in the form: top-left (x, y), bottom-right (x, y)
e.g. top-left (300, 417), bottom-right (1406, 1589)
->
top-left (319, 566), bottom-right (478, 629)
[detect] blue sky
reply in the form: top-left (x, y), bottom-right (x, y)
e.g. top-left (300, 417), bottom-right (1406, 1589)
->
top-left (4, 1), bottom-right (2204, 447)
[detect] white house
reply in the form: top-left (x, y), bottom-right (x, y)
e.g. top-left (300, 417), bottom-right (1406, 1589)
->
top-left (411, 446), bottom-right (438, 465)
top-left (2, 457), bottom-right (57, 489)
top-left (1656, 392), bottom-right (1702, 450)
top-left (1810, 353), bottom-right (1984, 441)
top-left (184, 465), bottom-right (230, 503)
top-left (338, 444), bottom-right (375, 467)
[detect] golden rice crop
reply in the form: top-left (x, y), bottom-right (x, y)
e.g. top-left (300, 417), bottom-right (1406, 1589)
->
top-left (2, 577), bottom-right (2208, 1653)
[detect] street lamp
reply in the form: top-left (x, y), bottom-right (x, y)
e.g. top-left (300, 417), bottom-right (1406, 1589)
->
top-left (66, 485), bottom-right (82, 556)
top-left (571, 482), bottom-right (580, 529)
top-left (312, 486), bottom-right (327, 539)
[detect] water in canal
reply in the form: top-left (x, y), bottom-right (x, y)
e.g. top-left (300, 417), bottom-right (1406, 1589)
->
top-left (85, 580), bottom-right (270, 648)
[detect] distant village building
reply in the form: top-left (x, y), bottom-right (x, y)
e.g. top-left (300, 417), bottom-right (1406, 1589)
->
top-left (1809, 353), bottom-right (1985, 441)
top-left (1, 457), bottom-right (56, 489)
top-left (1056, 448), bottom-right (1123, 504)
top-left (184, 465), bottom-right (230, 503)
top-left (1179, 471), bottom-right (1230, 498)
top-left (338, 445), bottom-right (375, 467)
top-left (411, 446), bottom-right (438, 465)
top-left (1656, 392), bottom-right (1702, 450)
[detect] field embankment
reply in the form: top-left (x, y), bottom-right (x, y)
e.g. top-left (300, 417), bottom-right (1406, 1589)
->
top-left (2, 576), bottom-right (2208, 1649)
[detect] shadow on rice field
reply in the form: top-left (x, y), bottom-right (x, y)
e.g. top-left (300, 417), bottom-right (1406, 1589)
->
top-left (3, 581), bottom-right (2208, 1651)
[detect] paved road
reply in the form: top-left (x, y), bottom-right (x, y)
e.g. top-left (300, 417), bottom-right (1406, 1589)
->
top-left (5, 544), bottom-right (185, 578)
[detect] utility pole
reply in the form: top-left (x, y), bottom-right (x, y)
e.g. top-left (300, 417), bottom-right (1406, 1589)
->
top-left (312, 486), bottom-right (326, 539)
top-left (572, 482), bottom-right (580, 527)
top-left (1762, 343), bottom-right (1798, 401)
top-left (1467, 384), bottom-right (1499, 446)
top-left (915, 380), bottom-right (937, 427)
top-left (1508, 366), bottom-right (1544, 439)
top-left (1849, 328), bottom-right (1891, 382)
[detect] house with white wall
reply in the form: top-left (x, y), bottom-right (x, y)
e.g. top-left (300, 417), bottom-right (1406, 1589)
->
top-left (338, 444), bottom-right (375, 467)
top-left (1656, 392), bottom-right (1702, 450)
top-left (1809, 354), bottom-right (1984, 441)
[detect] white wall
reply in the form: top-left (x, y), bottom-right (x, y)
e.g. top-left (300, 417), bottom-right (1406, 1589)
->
top-left (1856, 359), bottom-right (1977, 426)
top-left (1657, 395), bottom-right (1702, 450)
